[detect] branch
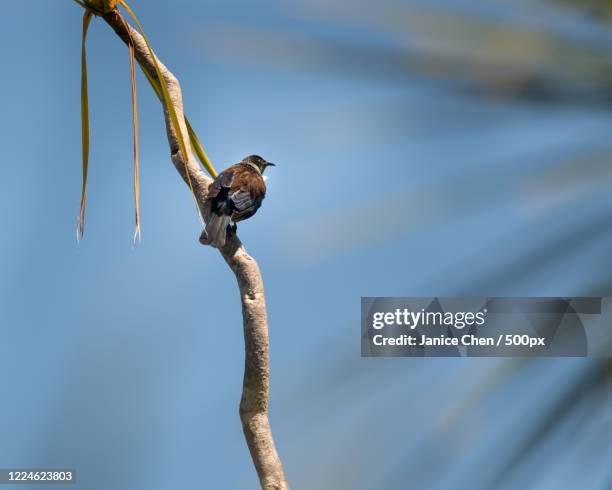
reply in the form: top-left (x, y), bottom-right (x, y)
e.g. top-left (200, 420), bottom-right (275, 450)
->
top-left (102, 9), bottom-right (290, 489)
top-left (103, 10), bottom-right (210, 209)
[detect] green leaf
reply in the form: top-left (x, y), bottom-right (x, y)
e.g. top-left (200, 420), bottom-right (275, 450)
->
top-left (139, 64), bottom-right (217, 178)
top-left (77, 10), bottom-right (93, 241)
top-left (118, 0), bottom-right (204, 223)
top-left (186, 118), bottom-right (217, 179)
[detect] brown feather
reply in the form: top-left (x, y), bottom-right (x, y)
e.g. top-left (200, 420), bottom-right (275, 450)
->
top-left (207, 163), bottom-right (267, 223)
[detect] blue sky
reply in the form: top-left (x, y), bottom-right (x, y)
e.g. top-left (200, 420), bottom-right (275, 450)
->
top-left (1, 1), bottom-right (612, 488)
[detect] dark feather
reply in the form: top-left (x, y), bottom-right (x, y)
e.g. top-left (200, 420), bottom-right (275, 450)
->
top-left (207, 162), bottom-right (266, 223)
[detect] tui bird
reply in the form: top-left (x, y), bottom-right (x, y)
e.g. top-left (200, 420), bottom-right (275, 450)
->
top-left (200, 155), bottom-right (275, 248)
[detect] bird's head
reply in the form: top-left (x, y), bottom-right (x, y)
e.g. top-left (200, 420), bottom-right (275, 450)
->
top-left (242, 155), bottom-right (276, 174)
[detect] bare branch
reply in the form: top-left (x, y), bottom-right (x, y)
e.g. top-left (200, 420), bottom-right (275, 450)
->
top-left (102, 9), bottom-right (290, 489)
top-left (104, 9), bottom-right (210, 211)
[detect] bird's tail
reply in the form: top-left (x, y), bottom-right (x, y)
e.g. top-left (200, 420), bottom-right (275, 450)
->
top-left (200, 214), bottom-right (230, 248)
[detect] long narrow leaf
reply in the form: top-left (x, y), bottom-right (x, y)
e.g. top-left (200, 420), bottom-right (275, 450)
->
top-left (128, 40), bottom-right (141, 243)
top-left (185, 119), bottom-right (217, 179)
top-left (118, 0), bottom-right (203, 223)
top-left (78, 10), bottom-right (93, 241)
top-left (139, 64), bottom-right (217, 178)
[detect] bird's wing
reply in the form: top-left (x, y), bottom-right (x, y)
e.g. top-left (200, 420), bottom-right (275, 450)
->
top-left (208, 169), bottom-right (234, 198)
top-left (230, 189), bottom-right (264, 222)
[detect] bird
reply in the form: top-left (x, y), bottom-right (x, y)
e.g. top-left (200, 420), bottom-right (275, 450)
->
top-left (200, 155), bottom-right (275, 248)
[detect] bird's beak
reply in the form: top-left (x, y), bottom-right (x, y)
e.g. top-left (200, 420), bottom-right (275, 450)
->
top-left (265, 162), bottom-right (276, 167)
